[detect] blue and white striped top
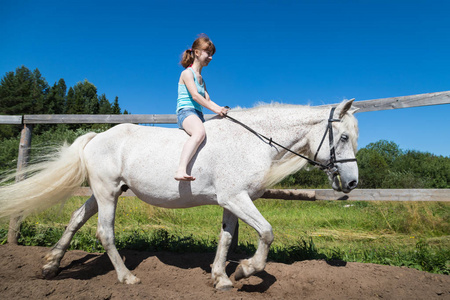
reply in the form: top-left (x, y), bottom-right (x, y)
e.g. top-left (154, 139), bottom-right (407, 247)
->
top-left (176, 67), bottom-right (205, 113)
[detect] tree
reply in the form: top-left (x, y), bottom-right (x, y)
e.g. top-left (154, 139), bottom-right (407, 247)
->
top-left (46, 79), bottom-right (66, 114)
top-left (72, 80), bottom-right (98, 114)
top-left (393, 151), bottom-right (450, 188)
top-left (356, 148), bottom-right (389, 188)
top-left (0, 66), bottom-right (50, 138)
top-left (65, 87), bottom-right (76, 114)
top-left (30, 68), bottom-right (49, 114)
top-left (0, 66), bottom-right (34, 115)
top-left (98, 94), bottom-right (111, 114)
top-left (112, 96), bottom-right (121, 114)
top-left (0, 65), bottom-right (128, 137)
top-left (365, 140), bottom-right (402, 167)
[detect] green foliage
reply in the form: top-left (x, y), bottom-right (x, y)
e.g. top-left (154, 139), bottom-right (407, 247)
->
top-left (0, 66), bottom-right (50, 137)
top-left (279, 140), bottom-right (449, 189)
top-left (392, 150), bottom-right (450, 188)
top-left (0, 126), bottom-right (110, 174)
top-left (279, 167), bottom-right (328, 188)
top-left (112, 96), bottom-right (121, 114)
top-left (357, 141), bottom-right (449, 189)
top-left (357, 147), bottom-right (389, 188)
top-left (0, 136), bottom-right (20, 173)
top-left (330, 241), bottom-right (449, 274)
top-left (98, 94), bottom-right (112, 114)
top-left (365, 140), bottom-right (402, 165)
top-left (0, 65), bottom-right (125, 138)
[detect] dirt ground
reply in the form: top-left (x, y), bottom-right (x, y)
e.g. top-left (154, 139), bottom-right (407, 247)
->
top-left (0, 244), bottom-right (448, 300)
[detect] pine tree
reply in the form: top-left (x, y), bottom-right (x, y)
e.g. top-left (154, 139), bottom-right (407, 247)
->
top-left (72, 79), bottom-right (98, 114)
top-left (112, 96), bottom-right (121, 114)
top-left (0, 66), bottom-right (128, 137)
top-left (65, 87), bottom-right (75, 114)
top-left (98, 94), bottom-right (112, 114)
top-left (0, 66), bottom-right (49, 138)
top-left (30, 68), bottom-right (49, 114)
top-left (47, 79), bottom-right (66, 114)
top-left (0, 66), bottom-right (34, 115)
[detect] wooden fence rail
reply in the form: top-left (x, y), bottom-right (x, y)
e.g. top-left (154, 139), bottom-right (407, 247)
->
top-left (73, 187), bottom-right (450, 202)
top-left (1, 90), bottom-right (450, 125)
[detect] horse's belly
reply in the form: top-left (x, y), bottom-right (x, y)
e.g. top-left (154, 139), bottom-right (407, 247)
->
top-left (132, 189), bottom-right (218, 208)
top-left (126, 177), bottom-right (219, 209)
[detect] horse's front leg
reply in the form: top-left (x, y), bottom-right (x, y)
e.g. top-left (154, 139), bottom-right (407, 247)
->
top-left (211, 209), bottom-right (238, 291)
top-left (219, 192), bottom-right (274, 282)
top-left (43, 195), bottom-right (98, 279)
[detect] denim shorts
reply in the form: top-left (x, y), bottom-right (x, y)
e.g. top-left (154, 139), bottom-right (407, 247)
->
top-left (177, 108), bottom-right (205, 129)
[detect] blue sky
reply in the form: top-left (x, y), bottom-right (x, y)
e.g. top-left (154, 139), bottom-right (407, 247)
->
top-left (1, 0), bottom-right (449, 156)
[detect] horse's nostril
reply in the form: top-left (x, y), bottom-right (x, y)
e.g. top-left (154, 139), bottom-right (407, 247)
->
top-left (348, 180), bottom-right (358, 190)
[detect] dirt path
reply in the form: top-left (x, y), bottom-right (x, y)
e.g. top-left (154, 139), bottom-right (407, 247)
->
top-left (0, 244), bottom-right (448, 299)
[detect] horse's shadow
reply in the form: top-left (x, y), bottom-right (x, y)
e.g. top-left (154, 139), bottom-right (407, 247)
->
top-left (50, 250), bottom-right (277, 292)
top-left (52, 253), bottom-right (113, 280)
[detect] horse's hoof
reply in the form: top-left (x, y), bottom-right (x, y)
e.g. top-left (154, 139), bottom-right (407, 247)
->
top-left (214, 277), bottom-right (233, 291)
top-left (123, 274), bottom-right (141, 285)
top-left (42, 266), bottom-right (59, 279)
top-left (234, 264), bottom-right (246, 281)
top-left (216, 284), bottom-right (233, 291)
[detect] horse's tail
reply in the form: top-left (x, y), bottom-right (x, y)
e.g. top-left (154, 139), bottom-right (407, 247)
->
top-left (0, 132), bottom-right (97, 219)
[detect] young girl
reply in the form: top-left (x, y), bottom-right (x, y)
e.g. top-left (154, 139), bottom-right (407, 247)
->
top-left (175, 34), bottom-right (229, 181)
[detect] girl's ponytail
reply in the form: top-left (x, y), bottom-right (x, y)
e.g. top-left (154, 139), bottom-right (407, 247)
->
top-left (180, 34), bottom-right (216, 69)
top-left (180, 49), bottom-right (194, 68)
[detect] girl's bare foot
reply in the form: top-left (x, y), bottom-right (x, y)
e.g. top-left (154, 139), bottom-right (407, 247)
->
top-left (174, 171), bottom-right (196, 181)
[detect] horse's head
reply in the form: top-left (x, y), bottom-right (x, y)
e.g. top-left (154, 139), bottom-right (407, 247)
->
top-left (310, 100), bottom-right (359, 193)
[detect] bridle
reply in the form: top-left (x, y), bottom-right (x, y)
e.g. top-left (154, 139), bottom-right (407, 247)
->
top-left (312, 107), bottom-right (358, 176)
top-left (224, 106), bottom-right (357, 177)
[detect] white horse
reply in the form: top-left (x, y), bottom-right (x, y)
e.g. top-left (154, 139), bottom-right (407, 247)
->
top-left (0, 100), bottom-right (358, 290)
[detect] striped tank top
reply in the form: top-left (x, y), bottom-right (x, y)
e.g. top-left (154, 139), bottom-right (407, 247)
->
top-left (176, 67), bottom-right (205, 113)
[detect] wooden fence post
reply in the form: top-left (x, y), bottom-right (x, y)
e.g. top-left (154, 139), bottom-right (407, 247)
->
top-left (8, 123), bottom-right (33, 244)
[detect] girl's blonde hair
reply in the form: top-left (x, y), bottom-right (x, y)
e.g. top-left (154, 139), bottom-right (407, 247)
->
top-left (180, 34), bottom-right (216, 68)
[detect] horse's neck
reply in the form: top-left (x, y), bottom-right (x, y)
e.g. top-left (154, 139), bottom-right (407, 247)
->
top-left (231, 105), bottom-right (324, 152)
top-left (229, 105), bottom-right (325, 188)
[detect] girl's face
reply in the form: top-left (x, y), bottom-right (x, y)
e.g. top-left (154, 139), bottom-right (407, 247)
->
top-left (195, 49), bottom-right (213, 66)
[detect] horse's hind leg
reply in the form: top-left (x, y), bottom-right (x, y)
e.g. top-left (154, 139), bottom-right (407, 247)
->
top-left (94, 188), bottom-right (140, 284)
top-left (211, 209), bottom-right (238, 291)
top-left (43, 195), bottom-right (98, 279)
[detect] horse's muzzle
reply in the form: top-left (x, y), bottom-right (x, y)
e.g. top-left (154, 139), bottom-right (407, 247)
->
top-left (332, 174), bottom-right (358, 193)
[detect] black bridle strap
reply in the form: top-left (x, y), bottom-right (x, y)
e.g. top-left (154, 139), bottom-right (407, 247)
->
top-left (314, 107), bottom-right (337, 162)
top-left (314, 107), bottom-right (357, 168)
top-left (223, 114), bottom-right (328, 169)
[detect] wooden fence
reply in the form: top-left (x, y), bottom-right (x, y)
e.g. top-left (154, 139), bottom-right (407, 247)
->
top-left (73, 187), bottom-right (449, 202)
top-left (1, 90), bottom-right (450, 125)
top-left (2, 90), bottom-right (450, 243)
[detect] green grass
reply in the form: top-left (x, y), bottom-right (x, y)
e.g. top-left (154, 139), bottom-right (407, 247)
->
top-left (1, 197), bottom-right (449, 274)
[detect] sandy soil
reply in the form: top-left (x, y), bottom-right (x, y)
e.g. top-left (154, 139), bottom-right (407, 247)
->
top-left (0, 244), bottom-right (448, 299)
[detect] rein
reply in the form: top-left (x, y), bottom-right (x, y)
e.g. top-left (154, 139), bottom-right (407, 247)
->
top-left (223, 107), bottom-right (357, 175)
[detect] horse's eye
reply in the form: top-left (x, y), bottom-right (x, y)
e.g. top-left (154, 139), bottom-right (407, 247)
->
top-left (341, 134), bottom-right (349, 142)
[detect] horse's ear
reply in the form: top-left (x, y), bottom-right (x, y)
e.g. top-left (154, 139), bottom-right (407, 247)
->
top-left (336, 99), bottom-right (356, 118)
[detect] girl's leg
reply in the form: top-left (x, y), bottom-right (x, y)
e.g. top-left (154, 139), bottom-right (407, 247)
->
top-left (175, 115), bottom-right (206, 181)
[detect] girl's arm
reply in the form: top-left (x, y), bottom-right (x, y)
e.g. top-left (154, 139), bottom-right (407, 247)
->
top-left (181, 70), bottom-right (228, 116)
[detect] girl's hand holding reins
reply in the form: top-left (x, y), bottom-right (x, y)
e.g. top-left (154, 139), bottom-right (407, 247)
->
top-left (217, 106), bottom-right (229, 117)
